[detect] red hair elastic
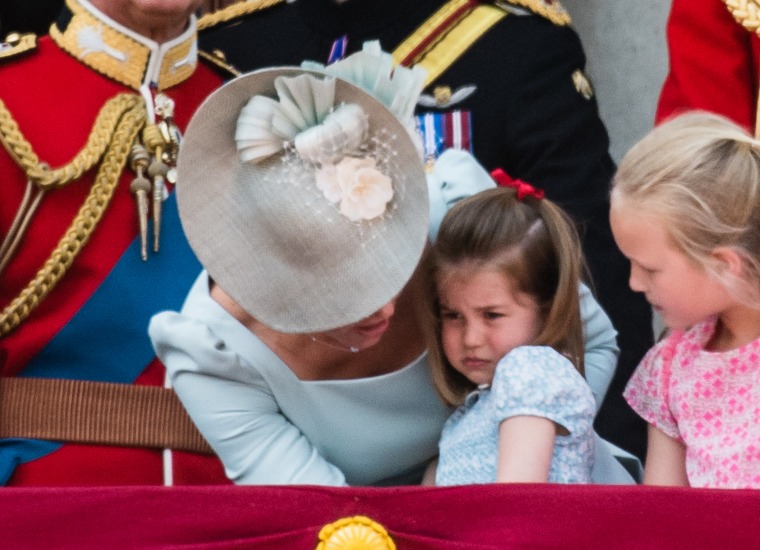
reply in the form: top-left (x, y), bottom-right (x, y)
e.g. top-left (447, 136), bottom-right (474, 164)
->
top-left (490, 168), bottom-right (545, 200)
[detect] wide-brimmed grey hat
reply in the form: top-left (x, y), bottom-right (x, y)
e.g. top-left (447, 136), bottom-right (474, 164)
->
top-left (176, 62), bottom-right (428, 333)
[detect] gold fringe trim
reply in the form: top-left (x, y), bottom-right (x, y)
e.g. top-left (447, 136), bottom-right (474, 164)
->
top-left (197, 0), bottom-right (286, 31)
top-left (0, 94), bottom-right (147, 337)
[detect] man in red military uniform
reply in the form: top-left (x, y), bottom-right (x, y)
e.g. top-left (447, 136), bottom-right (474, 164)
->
top-left (656, 0), bottom-right (760, 133)
top-left (0, 0), bottom-right (271, 486)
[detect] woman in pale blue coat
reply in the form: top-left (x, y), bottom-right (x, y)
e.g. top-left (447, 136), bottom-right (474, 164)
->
top-left (150, 44), bottom-right (634, 487)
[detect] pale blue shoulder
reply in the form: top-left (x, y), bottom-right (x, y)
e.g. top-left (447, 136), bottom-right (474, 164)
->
top-left (494, 345), bottom-right (576, 383)
top-left (426, 149), bottom-right (495, 241)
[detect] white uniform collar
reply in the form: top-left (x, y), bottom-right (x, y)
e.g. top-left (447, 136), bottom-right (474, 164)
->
top-left (50, 0), bottom-right (198, 91)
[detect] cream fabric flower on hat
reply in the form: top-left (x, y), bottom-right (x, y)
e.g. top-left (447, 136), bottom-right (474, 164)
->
top-left (316, 157), bottom-right (393, 222)
top-left (234, 47), bottom-right (410, 223)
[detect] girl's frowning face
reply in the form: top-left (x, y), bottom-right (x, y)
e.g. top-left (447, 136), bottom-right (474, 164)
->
top-left (437, 267), bottom-right (542, 386)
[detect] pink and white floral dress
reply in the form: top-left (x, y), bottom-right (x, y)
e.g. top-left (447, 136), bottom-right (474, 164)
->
top-left (624, 317), bottom-right (760, 488)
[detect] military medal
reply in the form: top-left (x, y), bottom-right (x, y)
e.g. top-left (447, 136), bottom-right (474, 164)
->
top-left (416, 110), bottom-right (473, 170)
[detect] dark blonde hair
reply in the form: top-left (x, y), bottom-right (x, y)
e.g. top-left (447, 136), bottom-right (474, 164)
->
top-left (421, 186), bottom-right (586, 406)
top-left (612, 111), bottom-right (760, 306)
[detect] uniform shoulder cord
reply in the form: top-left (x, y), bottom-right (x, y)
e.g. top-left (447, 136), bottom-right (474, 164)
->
top-left (0, 93), bottom-right (147, 336)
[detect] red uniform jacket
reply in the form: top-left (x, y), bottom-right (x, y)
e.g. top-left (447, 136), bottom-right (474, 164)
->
top-left (657, 0), bottom-right (760, 130)
top-left (0, 3), bottom-right (230, 486)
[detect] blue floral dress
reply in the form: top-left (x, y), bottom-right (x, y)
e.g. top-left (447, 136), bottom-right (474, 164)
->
top-left (436, 346), bottom-right (595, 485)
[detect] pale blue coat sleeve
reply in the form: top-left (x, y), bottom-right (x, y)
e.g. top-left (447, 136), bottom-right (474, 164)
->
top-left (427, 149), bottom-right (619, 409)
top-left (149, 275), bottom-right (348, 486)
top-left (578, 283), bottom-right (618, 410)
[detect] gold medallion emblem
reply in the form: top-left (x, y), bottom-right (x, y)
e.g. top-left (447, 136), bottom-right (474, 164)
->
top-left (316, 516), bottom-right (396, 550)
top-left (433, 86), bottom-right (453, 106)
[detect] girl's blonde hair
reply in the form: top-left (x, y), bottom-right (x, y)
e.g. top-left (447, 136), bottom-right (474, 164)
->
top-left (612, 111), bottom-right (760, 306)
top-left (421, 186), bottom-right (586, 406)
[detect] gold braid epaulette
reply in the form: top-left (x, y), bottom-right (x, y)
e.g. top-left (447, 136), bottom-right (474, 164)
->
top-left (197, 0), bottom-right (285, 31)
top-left (0, 94), bottom-right (141, 189)
top-left (724, 0), bottom-right (760, 37)
top-left (0, 94), bottom-right (147, 336)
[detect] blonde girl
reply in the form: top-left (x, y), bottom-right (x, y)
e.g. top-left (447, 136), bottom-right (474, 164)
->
top-left (422, 182), bottom-right (596, 485)
top-left (612, 111), bottom-right (760, 488)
